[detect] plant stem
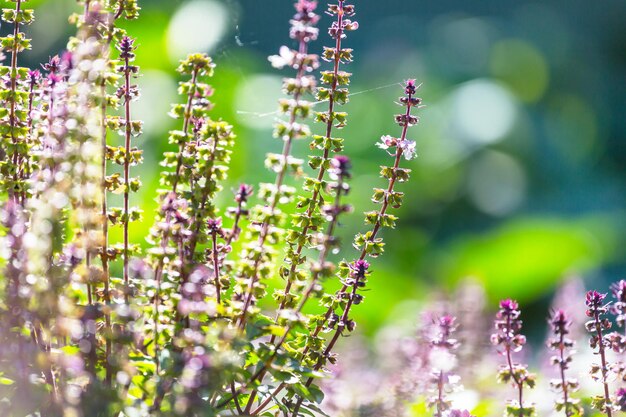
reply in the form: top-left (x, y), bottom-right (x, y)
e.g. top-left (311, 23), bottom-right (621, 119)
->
top-left (254, 89), bottom-right (416, 416)
top-left (300, 99), bottom-right (411, 358)
top-left (505, 313), bottom-right (524, 417)
top-left (98, 3), bottom-right (122, 386)
top-left (558, 330), bottom-right (571, 417)
top-left (225, 198), bottom-right (244, 248)
top-left (9, 0), bottom-right (22, 205)
top-left (100, 80), bottom-right (112, 385)
top-left (211, 230), bottom-right (221, 305)
top-left (593, 310), bottom-right (613, 417)
top-left (185, 128), bottom-right (219, 271)
top-left (436, 370), bottom-right (444, 417)
top-left (271, 0), bottom-right (346, 330)
top-left (236, 36), bottom-right (310, 331)
top-left (122, 52), bottom-right (132, 305)
top-left (21, 70), bottom-right (36, 206)
top-left (241, 176), bottom-right (346, 413)
top-left (152, 67), bottom-right (200, 373)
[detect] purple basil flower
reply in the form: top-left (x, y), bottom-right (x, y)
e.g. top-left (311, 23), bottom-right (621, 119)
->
top-left (117, 36), bottom-right (136, 60)
top-left (426, 314), bottom-right (461, 417)
top-left (330, 155), bottom-right (351, 179)
top-left (207, 217), bottom-right (222, 230)
top-left (191, 116), bottom-right (205, 136)
top-left (405, 78), bottom-right (417, 95)
top-left (235, 184), bottom-right (254, 203)
top-left (42, 55), bottom-right (61, 73)
top-left (585, 290), bottom-right (615, 416)
top-left (610, 280), bottom-right (626, 328)
top-left (432, 315), bottom-right (458, 349)
top-left (377, 135), bottom-right (416, 160)
top-left (294, 0), bottom-right (319, 24)
top-left (377, 135), bottom-right (397, 151)
top-left (289, 0), bottom-right (319, 42)
top-left (328, 18), bottom-right (359, 39)
top-left (547, 309), bottom-right (582, 417)
top-left (207, 217), bottom-right (225, 239)
top-left (492, 299), bottom-right (536, 417)
top-left (47, 72), bottom-right (62, 87)
top-left (398, 139), bottom-right (417, 160)
top-left (585, 290), bottom-right (607, 316)
top-left (349, 259), bottom-right (369, 279)
top-left (27, 69), bottom-right (41, 85)
top-left (616, 388), bottom-right (626, 412)
top-left (60, 51), bottom-right (73, 73)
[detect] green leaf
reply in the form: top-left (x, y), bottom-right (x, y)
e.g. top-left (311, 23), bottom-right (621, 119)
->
top-left (0, 377), bottom-right (14, 385)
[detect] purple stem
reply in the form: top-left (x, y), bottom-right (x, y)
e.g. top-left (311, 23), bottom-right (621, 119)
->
top-left (236, 35), bottom-right (311, 331)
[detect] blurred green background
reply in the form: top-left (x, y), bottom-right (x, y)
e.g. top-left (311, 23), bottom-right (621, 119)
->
top-left (6, 0), bottom-right (626, 332)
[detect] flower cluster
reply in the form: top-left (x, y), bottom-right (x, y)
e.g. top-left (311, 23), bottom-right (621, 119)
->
top-left (609, 280), bottom-right (626, 353)
top-left (491, 299), bottom-right (536, 417)
top-left (286, 77), bottom-right (423, 415)
top-left (585, 290), bottom-right (616, 416)
top-left (108, 35), bottom-right (143, 300)
top-left (0, 0), bottom-right (36, 203)
top-left (285, 283), bottom-right (626, 417)
top-left (547, 309), bottom-right (582, 417)
top-left (426, 315), bottom-right (462, 417)
top-left (0, 1), bottom-right (426, 416)
top-left (228, 1), bottom-right (361, 412)
top-left (233, 0), bottom-right (320, 334)
top-left (609, 280), bottom-right (626, 404)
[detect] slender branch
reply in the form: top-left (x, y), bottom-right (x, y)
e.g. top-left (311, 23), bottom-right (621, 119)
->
top-left (97, 2), bottom-right (123, 385)
top-left (20, 70), bottom-right (38, 206)
top-left (271, 0), bottom-right (346, 328)
top-left (504, 314), bottom-right (524, 417)
top-left (100, 55), bottom-right (113, 386)
top-left (8, 0), bottom-right (23, 204)
top-left (436, 370), bottom-right (444, 417)
top-left (233, 174), bottom-right (347, 413)
top-left (230, 382), bottom-right (244, 414)
top-left (557, 330), bottom-right (571, 417)
top-left (252, 84), bottom-right (417, 416)
top-left (593, 309), bottom-right (613, 417)
top-left (211, 229), bottom-right (221, 305)
top-left (299, 96), bottom-right (412, 359)
top-left (152, 67), bottom-right (200, 372)
top-left (122, 46), bottom-right (133, 305)
top-left (225, 194), bottom-right (246, 248)
top-left (236, 37), bottom-right (310, 331)
top-left (185, 123), bottom-right (220, 265)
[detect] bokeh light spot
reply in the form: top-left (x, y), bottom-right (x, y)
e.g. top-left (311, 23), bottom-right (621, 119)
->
top-left (167, 0), bottom-right (229, 62)
top-left (450, 79), bottom-right (517, 145)
top-left (490, 39), bottom-right (549, 103)
top-left (135, 70), bottom-right (177, 138)
top-left (467, 151), bottom-right (527, 216)
top-left (234, 74), bottom-right (283, 130)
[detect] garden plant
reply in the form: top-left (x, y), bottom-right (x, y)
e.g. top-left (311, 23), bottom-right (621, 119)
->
top-left (0, 1), bottom-right (624, 417)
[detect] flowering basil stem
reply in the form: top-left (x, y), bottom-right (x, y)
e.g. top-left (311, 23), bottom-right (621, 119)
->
top-left (0, 1), bottom-right (427, 415)
top-left (491, 299), bottom-right (536, 417)
top-left (547, 309), bottom-right (582, 417)
top-left (585, 290), bottom-right (617, 416)
top-left (4, 2), bottom-right (626, 417)
top-left (426, 315), bottom-right (463, 417)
